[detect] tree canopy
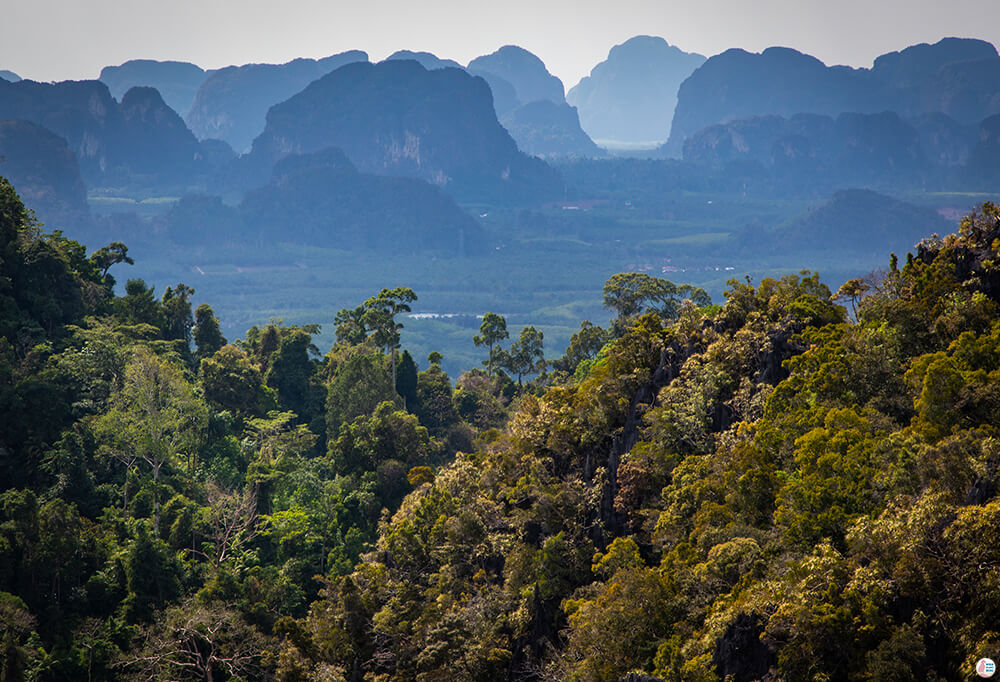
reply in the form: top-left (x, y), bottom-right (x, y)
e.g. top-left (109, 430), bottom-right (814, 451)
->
top-left (4, 173), bottom-right (1000, 682)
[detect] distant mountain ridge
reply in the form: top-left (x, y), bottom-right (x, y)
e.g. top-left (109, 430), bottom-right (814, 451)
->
top-left (665, 37), bottom-right (1000, 156)
top-left (386, 51), bottom-right (463, 71)
top-left (567, 36), bottom-right (706, 143)
top-left (186, 51), bottom-right (369, 152)
top-left (99, 59), bottom-right (209, 118)
top-left (678, 107), bottom-right (1000, 193)
top-left (468, 45), bottom-right (566, 107)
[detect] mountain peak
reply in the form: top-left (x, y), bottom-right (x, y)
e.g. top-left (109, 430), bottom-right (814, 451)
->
top-left (468, 45), bottom-right (565, 105)
top-left (568, 34), bottom-right (706, 143)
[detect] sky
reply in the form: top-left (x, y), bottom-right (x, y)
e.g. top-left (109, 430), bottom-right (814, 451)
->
top-left (2, 0), bottom-right (999, 90)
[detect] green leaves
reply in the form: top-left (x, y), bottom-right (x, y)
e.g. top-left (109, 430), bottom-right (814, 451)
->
top-left (473, 311), bottom-right (508, 377)
top-left (501, 325), bottom-right (545, 386)
top-left (360, 286), bottom-right (417, 355)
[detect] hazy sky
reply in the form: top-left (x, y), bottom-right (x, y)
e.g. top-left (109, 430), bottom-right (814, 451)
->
top-left (3, 0), bottom-right (999, 89)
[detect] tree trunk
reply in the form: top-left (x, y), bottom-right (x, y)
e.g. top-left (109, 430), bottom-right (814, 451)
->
top-left (152, 462), bottom-right (161, 535)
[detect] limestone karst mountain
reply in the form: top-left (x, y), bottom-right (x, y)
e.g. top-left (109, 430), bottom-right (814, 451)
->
top-left (468, 45), bottom-right (566, 107)
top-left (243, 59), bottom-right (562, 203)
top-left (99, 59), bottom-right (208, 117)
top-left (0, 78), bottom-right (213, 188)
top-left (664, 38), bottom-right (1000, 156)
top-left (567, 35), bottom-right (705, 144)
top-left (385, 50), bottom-right (463, 71)
top-left (185, 51), bottom-right (369, 152)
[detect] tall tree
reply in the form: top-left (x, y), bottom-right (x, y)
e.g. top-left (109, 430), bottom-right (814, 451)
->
top-left (603, 273), bottom-right (708, 330)
top-left (161, 284), bottom-right (195, 345)
top-left (361, 287), bottom-right (417, 390)
top-left (473, 312), bottom-right (508, 377)
top-left (504, 325), bottom-right (545, 386)
top-left (95, 347), bottom-right (207, 531)
top-left (396, 349), bottom-right (418, 410)
top-left (88, 241), bottom-right (134, 288)
top-left (115, 279), bottom-right (166, 330)
top-left (334, 305), bottom-right (367, 346)
top-left (265, 328), bottom-right (320, 423)
top-left (554, 320), bottom-right (609, 375)
top-left (193, 303), bottom-right (226, 360)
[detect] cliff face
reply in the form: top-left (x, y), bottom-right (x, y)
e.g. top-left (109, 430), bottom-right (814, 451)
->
top-left (567, 35), bottom-right (706, 143)
top-left (185, 51), bottom-right (369, 152)
top-left (246, 60), bottom-right (561, 204)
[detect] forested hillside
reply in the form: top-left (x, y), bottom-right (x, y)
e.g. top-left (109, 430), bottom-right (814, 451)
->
top-left (4, 172), bottom-right (1000, 681)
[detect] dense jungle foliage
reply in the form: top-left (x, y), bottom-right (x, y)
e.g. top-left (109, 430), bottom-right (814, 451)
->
top-left (3, 172), bottom-right (1000, 681)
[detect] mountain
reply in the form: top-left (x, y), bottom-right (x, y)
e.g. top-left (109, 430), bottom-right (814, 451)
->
top-left (0, 119), bottom-right (90, 231)
top-left (500, 100), bottom-right (602, 158)
top-left (665, 47), bottom-right (883, 156)
top-left (385, 52), bottom-right (522, 120)
top-left (907, 54), bottom-right (1000, 125)
top-left (98, 59), bottom-right (208, 117)
top-left (386, 50), bottom-right (463, 70)
top-left (0, 79), bottom-right (230, 191)
top-left (471, 71), bottom-right (521, 118)
top-left (665, 38), bottom-right (1000, 156)
top-left (384, 52), bottom-right (581, 153)
top-left (116, 86), bottom-right (204, 182)
top-left (186, 51), bottom-right (369, 153)
top-left (468, 45), bottom-right (566, 106)
top-left (773, 188), bottom-right (949, 257)
top-left (912, 112), bottom-right (977, 167)
top-left (0, 79), bottom-right (124, 184)
top-left (244, 59), bottom-right (562, 204)
top-left (164, 147), bottom-right (483, 254)
top-left (0, 78), bottom-right (214, 188)
top-left (567, 35), bottom-right (706, 144)
top-left (870, 37), bottom-right (998, 89)
top-left (870, 38), bottom-right (1000, 125)
top-left (240, 147), bottom-right (484, 253)
top-left (0, 70), bottom-right (20, 82)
